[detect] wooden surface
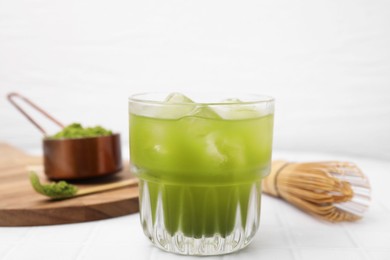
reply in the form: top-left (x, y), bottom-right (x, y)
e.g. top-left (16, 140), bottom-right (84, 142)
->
top-left (0, 143), bottom-right (139, 226)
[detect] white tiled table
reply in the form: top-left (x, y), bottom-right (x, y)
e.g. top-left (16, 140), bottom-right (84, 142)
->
top-left (1, 151), bottom-right (389, 260)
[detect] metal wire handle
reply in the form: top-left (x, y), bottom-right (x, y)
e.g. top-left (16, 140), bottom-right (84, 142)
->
top-left (7, 92), bottom-right (64, 136)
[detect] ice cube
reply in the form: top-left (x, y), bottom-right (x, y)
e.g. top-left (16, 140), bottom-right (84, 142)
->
top-left (131, 93), bottom-right (222, 119)
top-left (129, 93), bottom-right (194, 119)
top-left (129, 102), bottom-right (161, 119)
top-left (205, 133), bottom-right (227, 165)
top-left (213, 98), bottom-right (263, 120)
top-left (162, 93), bottom-right (221, 119)
top-left (158, 93), bottom-right (196, 119)
top-left (203, 132), bottom-right (246, 168)
top-left (165, 92), bottom-right (193, 103)
top-left (189, 105), bottom-right (220, 119)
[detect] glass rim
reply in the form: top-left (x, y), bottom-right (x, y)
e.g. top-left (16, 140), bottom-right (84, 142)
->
top-left (128, 92), bottom-right (274, 106)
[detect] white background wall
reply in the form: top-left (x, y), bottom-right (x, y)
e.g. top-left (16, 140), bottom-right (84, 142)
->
top-left (1, 0), bottom-right (389, 160)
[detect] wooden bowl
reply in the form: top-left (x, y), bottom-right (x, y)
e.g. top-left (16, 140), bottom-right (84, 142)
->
top-left (43, 134), bottom-right (122, 180)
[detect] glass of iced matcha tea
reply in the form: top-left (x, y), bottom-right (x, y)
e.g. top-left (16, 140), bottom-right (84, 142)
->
top-left (129, 93), bottom-right (274, 255)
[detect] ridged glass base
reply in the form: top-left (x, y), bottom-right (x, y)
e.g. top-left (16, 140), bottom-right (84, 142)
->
top-left (139, 179), bottom-right (262, 255)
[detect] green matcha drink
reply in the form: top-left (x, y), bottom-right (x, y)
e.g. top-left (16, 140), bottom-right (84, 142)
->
top-left (129, 93), bottom-right (274, 255)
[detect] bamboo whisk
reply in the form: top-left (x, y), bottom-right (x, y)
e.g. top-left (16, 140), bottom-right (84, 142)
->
top-left (263, 161), bottom-right (371, 222)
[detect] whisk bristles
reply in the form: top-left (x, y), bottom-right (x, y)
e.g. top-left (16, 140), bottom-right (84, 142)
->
top-left (263, 161), bottom-right (371, 222)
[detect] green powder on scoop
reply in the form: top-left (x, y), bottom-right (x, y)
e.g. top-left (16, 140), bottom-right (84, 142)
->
top-left (30, 172), bottom-right (78, 199)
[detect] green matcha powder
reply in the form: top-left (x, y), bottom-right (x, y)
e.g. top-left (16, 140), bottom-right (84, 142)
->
top-left (50, 123), bottom-right (112, 139)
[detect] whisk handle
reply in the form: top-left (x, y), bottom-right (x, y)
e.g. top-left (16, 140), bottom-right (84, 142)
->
top-left (263, 160), bottom-right (289, 197)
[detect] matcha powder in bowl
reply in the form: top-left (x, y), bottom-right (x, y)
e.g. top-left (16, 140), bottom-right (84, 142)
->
top-left (50, 123), bottom-right (113, 139)
top-left (43, 123), bottom-right (122, 180)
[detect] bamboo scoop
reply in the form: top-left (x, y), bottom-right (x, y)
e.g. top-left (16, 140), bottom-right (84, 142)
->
top-left (263, 161), bottom-right (371, 222)
top-left (30, 172), bottom-right (138, 200)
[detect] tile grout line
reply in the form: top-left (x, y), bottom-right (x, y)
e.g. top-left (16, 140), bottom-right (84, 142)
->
top-left (74, 222), bottom-right (102, 260)
top-left (341, 223), bottom-right (371, 260)
top-left (275, 206), bottom-right (301, 260)
top-left (2, 227), bottom-right (33, 260)
top-left (2, 244), bottom-right (18, 259)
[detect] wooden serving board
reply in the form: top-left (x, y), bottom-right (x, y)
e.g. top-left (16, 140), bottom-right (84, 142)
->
top-left (0, 143), bottom-right (139, 226)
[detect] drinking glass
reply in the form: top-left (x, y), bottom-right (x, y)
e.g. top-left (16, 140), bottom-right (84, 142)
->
top-left (129, 93), bottom-right (274, 255)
